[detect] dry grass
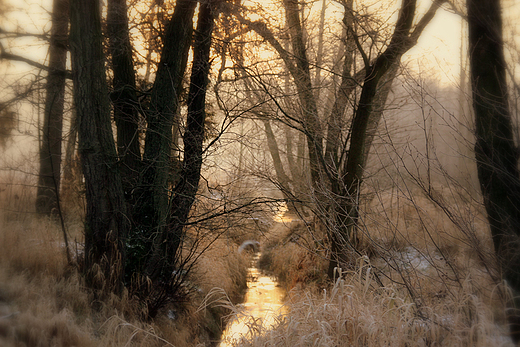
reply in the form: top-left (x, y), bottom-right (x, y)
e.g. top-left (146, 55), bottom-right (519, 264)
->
top-left (0, 177), bottom-right (250, 347)
top-left (193, 237), bottom-right (249, 301)
top-left (362, 184), bottom-right (492, 257)
top-left (361, 185), bottom-right (502, 312)
top-left (0, 172), bottom-right (513, 346)
top-left (258, 221), bottom-right (329, 291)
top-left (232, 268), bottom-right (511, 346)
top-left (241, 182), bottom-right (514, 346)
top-left (0, 222), bottom-right (249, 346)
top-left (0, 268), bottom-right (95, 347)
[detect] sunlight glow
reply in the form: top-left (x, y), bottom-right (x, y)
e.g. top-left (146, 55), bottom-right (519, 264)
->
top-left (219, 257), bottom-right (286, 347)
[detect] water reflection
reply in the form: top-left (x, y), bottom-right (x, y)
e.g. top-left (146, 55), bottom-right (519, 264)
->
top-left (219, 254), bottom-right (286, 346)
top-left (273, 203), bottom-right (293, 223)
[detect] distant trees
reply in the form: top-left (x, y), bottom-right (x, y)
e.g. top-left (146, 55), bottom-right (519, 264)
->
top-left (467, 0), bottom-right (520, 342)
top-left (0, 0), bottom-right (70, 215)
top-left (218, 0), bottom-right (446, 276)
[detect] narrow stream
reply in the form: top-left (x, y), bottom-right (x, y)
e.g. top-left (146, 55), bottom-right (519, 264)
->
top-left (219, 253), bottom-right (286, 346)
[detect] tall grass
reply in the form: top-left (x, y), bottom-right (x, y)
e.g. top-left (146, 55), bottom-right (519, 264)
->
top-left (0, 176), bottom-right (250, 346)
top-left (247, 182), bottom-right (514, 347)
top-left (233, 268), bottom-right (511, 346)
top-left (0, 170), bottom-right (513, 346)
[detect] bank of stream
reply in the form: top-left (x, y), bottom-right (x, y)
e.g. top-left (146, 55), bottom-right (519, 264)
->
top-left (218, 253), bottom-right (286, 346)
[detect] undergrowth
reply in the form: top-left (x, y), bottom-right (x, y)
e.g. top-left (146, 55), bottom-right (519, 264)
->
top-left (0, 179), bottom-right (249, 346)
top-left (244, 184), bottom-right (514, 346)
top-left (229, 267), bottom-right (511, 346)
top-left (0, 174), bottom-right (515, 346)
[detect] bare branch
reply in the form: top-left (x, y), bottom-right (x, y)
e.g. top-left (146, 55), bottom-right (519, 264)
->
top-left (0, 50), bottom-right (72, 79)
top-left (0, 27), bottom-right (50, 41)
top-left (234, 13), bottom-right (299, 79)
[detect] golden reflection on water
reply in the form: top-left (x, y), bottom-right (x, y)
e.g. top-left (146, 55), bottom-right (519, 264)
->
top-left (273, 203), bottom-right (295, 224)
top-left (219, 255), bottom-right (286, 346)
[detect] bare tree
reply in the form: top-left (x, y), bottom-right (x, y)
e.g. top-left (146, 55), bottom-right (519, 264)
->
top-left (467, 0), bottom-right (520, 342)
top-left (68, 0), bottom-right (223, 318)
top-left (70, 0), bottom-right (128, 293)
top-left (141, 1), bottom-right (216, 315)
top-left (221, 0), bottom-right (446, 277)
top-left (35, 0), bottom-right (68, 215)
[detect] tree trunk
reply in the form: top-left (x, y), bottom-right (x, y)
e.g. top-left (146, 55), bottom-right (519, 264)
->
top-left (323, 0), bottom-right (355, 174)
top-left (283, 0), bottom-right (324, 188)
top-left (285, 126), bottom-right (305, 195)
top-left (144, 1), bottom-right (215, 289)
top-left (136, 0), bottom-right (196, 258)
top-left (107, 0), bottom-right (141, 204)
top-left (313, 0), bottom-right (326, 102)
top-left (467, 0), bottom-right (520, 342)
top-left (36, 0), bottom-right (68, 215)
top-left (328, 0), bottom-right (444, 277)
top-left (61, 109), bottom-right (78, 198)
top-left (70, 0), bottom-right (128, 294)
top-left (263, 119), bottom-right (294, 203)
top-left (362, 63), bottom-right (398, 166)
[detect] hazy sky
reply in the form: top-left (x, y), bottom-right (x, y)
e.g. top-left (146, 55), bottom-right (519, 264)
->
top-left (4, 1), bottom-right (519, 91)
top-left (404, 4), bottom-right (463, 85)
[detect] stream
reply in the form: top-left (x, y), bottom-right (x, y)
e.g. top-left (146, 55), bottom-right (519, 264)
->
top-left (219, 253), bottom-right (286, 346)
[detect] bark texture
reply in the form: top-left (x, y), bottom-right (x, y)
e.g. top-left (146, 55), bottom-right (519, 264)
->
top-left (467, 0), bottom-right (520, 342)
top-left (141, 1), bottom-right (215, 317)
top-left (136, 0), bottom-right (197, 260)
top-left (107, 0), bottom-right (141, 202)
top-left (70, 0), bottom-right (128, 294)
top-left (167, 0), bottom-right (215, 263)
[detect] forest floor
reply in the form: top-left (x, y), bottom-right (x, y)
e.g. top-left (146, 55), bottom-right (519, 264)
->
top-left (0, 191), bottom-right (250, 347)
top-left (0, 181), bottom-right (516, 346)
top-left (234, 184), bottom-right (515, 346)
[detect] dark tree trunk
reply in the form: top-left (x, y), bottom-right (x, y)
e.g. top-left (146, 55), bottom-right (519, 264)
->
top-left (107, 0), bottom-right (141, 204)
top-left (362, 63), bottom-right (399, 167)
top-left (467, 0), bottom-right (520, 342)
top-left (144, 0), bottom-right (215, 286)
top-left (168, 0), bottom-right (214, 257)
top-left (36, 0), bottom-right (68, 215)
top-left (327, 0), bottom-right (444, 277)
top-left (136, 0), bottom-right (197, 263)
top-left (70, 0), bottom-right (128, 294)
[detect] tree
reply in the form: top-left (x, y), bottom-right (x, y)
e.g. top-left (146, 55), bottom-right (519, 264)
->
top-left (330, 0), bottom-right (442, 276)
top-left (138, 1), bottom-right (216, 316)
top-left (35, 0), bottom-right (68, 215)
top-left (69, 0), bottom-right (220, 317)
top-left (70, 0), bottom-right (129, 293)
top-left (221, 0), bottom-right (446, 277)
top-left (107, 0), bottom-right (141, 204)
top-left (467, 0), bottom-right (520, 342)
